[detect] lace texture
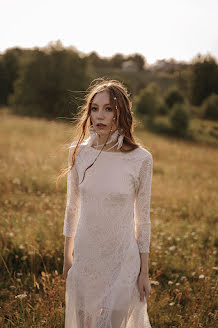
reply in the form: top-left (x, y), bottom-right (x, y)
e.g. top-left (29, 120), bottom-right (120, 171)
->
top-left (63, 144), bottom-right (81, 241)
top-left (134, 154), bottom-right (153, 253)
top-left (63, 141), bottom-right (153, 328)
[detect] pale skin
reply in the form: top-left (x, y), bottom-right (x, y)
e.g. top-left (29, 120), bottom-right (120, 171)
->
top-left (63, 90), bottom-right (151, 302)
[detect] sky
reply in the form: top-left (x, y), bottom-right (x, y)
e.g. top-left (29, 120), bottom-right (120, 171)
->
top-left (1, 0), bottom-right (218, 65)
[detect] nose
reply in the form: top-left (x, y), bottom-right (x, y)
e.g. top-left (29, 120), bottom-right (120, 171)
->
top-left (96, 110), bottom-right (105, 120)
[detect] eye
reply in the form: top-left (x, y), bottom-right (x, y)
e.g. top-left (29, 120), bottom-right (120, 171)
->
top-left (91, 107), bottom-right (97, 111)
top-left (106, 107), bottom-right (112, 111)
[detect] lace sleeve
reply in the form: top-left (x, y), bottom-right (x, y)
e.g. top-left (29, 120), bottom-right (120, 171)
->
top-left (134, 153), bottom-right (153, 253)
top-left (63, 146), bottom-right (80, 238)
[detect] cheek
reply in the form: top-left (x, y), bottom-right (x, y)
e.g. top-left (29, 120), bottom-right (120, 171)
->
top-left (107, 112), bottom-right (115, 121)
top-left (90, 112), bottom-right (96, 121)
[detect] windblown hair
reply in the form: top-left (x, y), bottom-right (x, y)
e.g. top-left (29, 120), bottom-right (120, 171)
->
top-left (56, 78), bottom-right (143, 188)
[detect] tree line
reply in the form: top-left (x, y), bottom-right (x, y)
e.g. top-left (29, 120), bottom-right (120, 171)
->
top-left (0, 41), bottom-right (218, 126)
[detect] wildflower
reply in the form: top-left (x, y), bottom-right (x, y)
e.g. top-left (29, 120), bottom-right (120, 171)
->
top-left (168, 281), bottom-right (173, 285)
top-left (19, 244), bottom-right (24, 250)
top-left (169, 302), bottom-right (175, 306)
top-left (212, 267), bottom-right (218, 271)
top-left (180, 276), bottom-right (187, 281)
top-left (169, 245), bottom-right (176, 251)
top-left (15, 293), bottom-right (27, 299)
top-left (151, 280), bottom-right (159, 285)
top-left (175, 282), bottom-right (180, 286)
top-left (199, 274), bottom-right (204, 279)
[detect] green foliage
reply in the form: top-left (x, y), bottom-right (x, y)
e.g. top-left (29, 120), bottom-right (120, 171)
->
top-left (165, 87), bottom-right (185, 108)
top-left (9, 47), bottom-right (91, 118)
top-left (135, 83), bottom-right (160, 120)
top-left (202, 93), bottom-right (218, 121)
top-left (169, 103), bottom-right (190, 136)
top-left (1, 44), bottom-right (218, 126)
top-left (158, 102), bottom-right (169, 115)
top-left (110, 53), bottom-right (125, 68)
top-left (0, 59), bottom-right (8, 104)
top-left (0, 48), bottom-right (21, 105)
top-left (87, 51), bottom-right (112, 69)
top-left (189, 54), bottom-right (218, 106)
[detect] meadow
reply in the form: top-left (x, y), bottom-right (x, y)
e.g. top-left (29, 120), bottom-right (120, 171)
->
top-left (0, 108), bottom-right (217, 327)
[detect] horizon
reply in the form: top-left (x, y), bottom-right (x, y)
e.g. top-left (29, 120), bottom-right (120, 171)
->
top-left (1, 40), bottom-right (217, 67)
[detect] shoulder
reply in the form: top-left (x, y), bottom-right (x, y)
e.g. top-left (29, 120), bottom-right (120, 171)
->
top-left (68, 141), bottom-right (88, 166)
top-left (69, 141), bottom-right (85, 153)
top-left (132, 146), bottom-right (153, 162)
top-left (67, 141), bottom-right (83, 164)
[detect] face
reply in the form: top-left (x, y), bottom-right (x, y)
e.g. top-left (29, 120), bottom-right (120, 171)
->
top-left (90, 90), bottom-right (118, 135)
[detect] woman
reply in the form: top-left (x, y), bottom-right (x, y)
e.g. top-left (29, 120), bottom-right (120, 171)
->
top-left (61, 79), bottom-right (153, 328)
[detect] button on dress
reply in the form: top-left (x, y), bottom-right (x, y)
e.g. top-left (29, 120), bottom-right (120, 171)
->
top-left (63, 140), bottom-right (153, 328)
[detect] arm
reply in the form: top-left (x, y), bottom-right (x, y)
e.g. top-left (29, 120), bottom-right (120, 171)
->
top-left (63, 146), bottom-right (80, 278)
top-left (134, 153), bottom-right (153, 275)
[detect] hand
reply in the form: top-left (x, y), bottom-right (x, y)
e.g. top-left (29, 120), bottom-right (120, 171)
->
top-left (63, 258), bottom-right (73, 280)
top-left (137, 273), bottom-right (151, 302)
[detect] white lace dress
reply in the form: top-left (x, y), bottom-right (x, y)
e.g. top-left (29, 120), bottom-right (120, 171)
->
top-left (63, 140), bottom-right (153, 328)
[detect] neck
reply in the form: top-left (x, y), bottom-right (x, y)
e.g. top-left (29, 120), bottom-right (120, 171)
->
top-left (96, 133), bottom-right (109, 145)
top-left (96, 128), bottom-right (117, 146)
top-left (93, 133), bottom-right (117, 149)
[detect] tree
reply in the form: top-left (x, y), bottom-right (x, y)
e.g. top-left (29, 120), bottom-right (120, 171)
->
top-left (111, 53), bottom-right (125, 69)
top-left (127, 53), bottom-right (147, 71)
top-left (0, 58), bottom-right (8, 105)
top-left (189, 54), bottom-right (218, 106)
top-left (135, 84), bottom-right (159, 120)
top-left (0, 48), bottom-right (21, 104)
top-left (202, 93), bottom-right (218, 121)
top-left (9, 47), bottom-right (91, 118)
top-left (169, 103), bottom-right (190, 136)
top-left (165, 87), bottom-right (185, 109)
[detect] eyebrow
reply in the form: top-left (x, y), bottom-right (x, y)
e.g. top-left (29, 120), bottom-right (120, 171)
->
top-left (91, 103), bottom-right (111, 106)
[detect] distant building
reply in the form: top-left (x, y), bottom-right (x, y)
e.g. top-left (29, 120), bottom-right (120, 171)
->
top-left (121, 60), bottom-right (138, 72)
top-left (148, 59), bottom-right (187, 72)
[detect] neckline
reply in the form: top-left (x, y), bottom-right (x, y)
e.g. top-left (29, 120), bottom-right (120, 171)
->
top-left (87, 145), bottom-right (140, 155)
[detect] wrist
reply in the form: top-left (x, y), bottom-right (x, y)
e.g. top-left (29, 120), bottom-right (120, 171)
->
top-left (140, 269), bottom-right (149, 276)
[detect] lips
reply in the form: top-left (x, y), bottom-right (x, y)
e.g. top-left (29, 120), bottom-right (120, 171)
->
top-left (96, 123), bottom-right (106, 126)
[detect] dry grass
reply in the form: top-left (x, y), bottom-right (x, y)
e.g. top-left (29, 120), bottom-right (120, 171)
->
top-left (0, 108), bottom-right (217, 327)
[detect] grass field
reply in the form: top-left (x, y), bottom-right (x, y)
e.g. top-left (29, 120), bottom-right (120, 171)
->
top-left (0, 108), bottom-right (217, 327)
